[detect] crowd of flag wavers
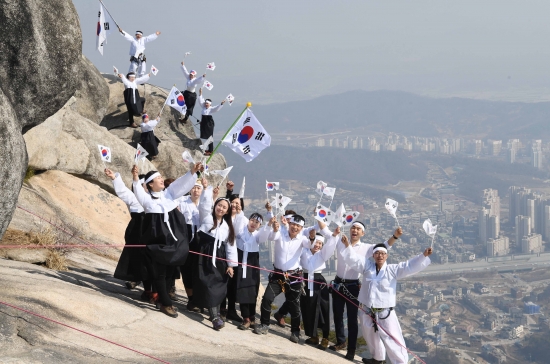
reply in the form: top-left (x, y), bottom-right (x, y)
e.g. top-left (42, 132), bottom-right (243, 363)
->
top-left (96, 4), bottom-right (435, 363)
top-left (105, 161), bottom-right (433, 364)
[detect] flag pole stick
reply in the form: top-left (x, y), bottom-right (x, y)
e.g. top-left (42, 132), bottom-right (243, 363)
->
top-left (159, 84), bottom-right (176, 117)
top-left (328, 195), bottom-right (335, 210)
top-left (99, 0), bottom-right (121, 29)
top-left (206, 103), bottom-right (250, 165)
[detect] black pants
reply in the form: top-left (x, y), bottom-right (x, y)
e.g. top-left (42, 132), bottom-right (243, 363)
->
top-left (152, 262), bottom-right (175, 307)
top-left (240, 303), bottom-right (256, 319)
top-left (183, 90), bottom-right (196, 119)
top-left (127, 98), bottom-right (146, 124)
top-left (221, 274), bottom-right (237, 312)
top-left (332, 282), bottom-right (360, 351)
top-left (260, 272), bottom-right (302, 333)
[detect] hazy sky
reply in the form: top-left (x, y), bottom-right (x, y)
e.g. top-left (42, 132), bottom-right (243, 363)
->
top-left (74, 0), bottom-right (550, 105)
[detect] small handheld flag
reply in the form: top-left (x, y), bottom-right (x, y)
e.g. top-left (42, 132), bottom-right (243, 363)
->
top-left (203, 80), bottom-right (214, 91)
top-left (385, 198), bottom-right (399, 226)
top-left (184, 52), bottom-right (191, 58)
top-left (315, 204), bottom-right (334, 224)
top-left (182, 150), bottom-right (195, 164)
top-left (266, 181), bottom-right (280, 191)
top-left (210, 166), bottom-right (233, 179)
top-left (97, 144), bottom-right (112, 165)
top-left (239, 176), bottom-right (246, 199)
top-left (323, 186), bottom-right (336, 198)
top-left (341, 211), bottom-right (360, 227)
top-left (206, 62), bottom-right (216, 71)
top-left (272, 193), bottom-right (291, 215)
top-left (423, 219), bottom-right (438, 248)
top-left (199, 136), bottom-right (214, 152)
top-left (134, 143), bottom-right (148, 163)
top-left (316, 181), bottom-right (328, 196)
top-left (151, 65), bottom-right (159, 76)
top-left (113, 66), bottom-right (119, 75)
top-left (226, 94), bottom-right (235, 106)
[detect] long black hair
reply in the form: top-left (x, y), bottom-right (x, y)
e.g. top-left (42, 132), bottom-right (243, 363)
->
top-left (229, 194), bottom-right (245, 212)
top-left (144, 170), bottom-right (160, 199)
top-left (210, 198), bottom-right (235, 245)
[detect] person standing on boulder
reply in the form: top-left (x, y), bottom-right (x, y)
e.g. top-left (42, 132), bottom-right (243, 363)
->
top-left (140, 113), bottom-right (161, 160)
top-left (119, 28), bottom-right (161, 76)
top-left (198, 88), bottom-right (226, 156)
top-left (180, 61), bottom-right (206, 123)
top-left (131, 162), bottom-right (202, 318)
top-left (118, 72), bottom-right (150, 128)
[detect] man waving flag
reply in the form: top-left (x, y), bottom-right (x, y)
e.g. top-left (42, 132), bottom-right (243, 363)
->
top-left (222, 109), bottom-right (271, 162)
top-left (97, 1), bottom-right (116, 55)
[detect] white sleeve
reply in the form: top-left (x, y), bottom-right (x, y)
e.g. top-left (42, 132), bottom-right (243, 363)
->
top-left (233, 212), bottom-right (249, 236)
top-left (143, 33), bottom-right (158, 43)
top-left (112, 173), bottom-right (139, 208)
top-left (393, 254), bottom-right (431, 279)
top-left (136, 74), bottom-right (150, 85)
top-left (199, 214), bottom-right (214, 233)
top-left (319, 234), bottom-right (338, 262)
top-left (210, 104), bottom-right (223, 113)
top-left (121, 31), bottom-right (135, 42)
top-left (132, 180), bottom-right (152, 208)
top-left (181, 65), bottom-right (190, 80)
top-left (198, 95), bottom-right (205, 108)
top-left (120, 75), bottom-right (132, 88)
top-left (265, 210), bottom-right (274, 220)
top-left (339, 243), bottom-right (369, 274)
top-left (166, 171), bottom-right (198, 201)
top-left (191, 75), bottom-right (204, 87)
top-left (148, 118), bottom-right (159, 129)
top-left (199, 186), bottom-right (214, 223)
top-left (254, 225), bottom-right (271, 244)
top-left (226, 241), bottom-right (239, 267)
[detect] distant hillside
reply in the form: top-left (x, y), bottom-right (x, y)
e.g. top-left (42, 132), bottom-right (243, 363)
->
top-left (252, 90), bottom-right (550, 139)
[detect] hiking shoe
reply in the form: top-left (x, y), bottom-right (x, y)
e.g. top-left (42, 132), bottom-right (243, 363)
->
top-left (273, 311), bottom-right (286, 327)
top-left (130, 123), bottom-right (138, 128)
top-left (159, 305), bottom-right (178, 318)
top-left (186, 301), bottom-right (200, 312)
top-left (289, 331), bottom-right (300, 344)
top-left (317, 338), bottom-right (329, 350)
top-left (125, 281), bottom-right (139, 290)
top-left (226, 310), bottom-right (243, 323)
top-left (305, 336), bottom-right (319, 346)
top-left (345, 350), bottom-right (355, 361)
top-left (253, 324), bottom-right (269, 335)
top-left (212, 317), bottom-right (225, 331)
top-left (329, 342), bottom-right (347, 351)
top-left (238, 318), bottom-right (251, 330)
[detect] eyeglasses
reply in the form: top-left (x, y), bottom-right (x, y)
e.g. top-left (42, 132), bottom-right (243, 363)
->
top-left (373, 252), bottom-right (387, 256)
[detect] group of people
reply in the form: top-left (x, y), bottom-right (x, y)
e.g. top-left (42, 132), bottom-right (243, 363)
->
top-left (115, 27), bottom-right (227, 159)
top-left (106, 161), bottom-right (433, 364)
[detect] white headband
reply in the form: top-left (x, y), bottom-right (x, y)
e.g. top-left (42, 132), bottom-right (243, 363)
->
top-left (284, 214), bottom-right (294, 219)
top-left (288, 216), bottom-right (305, 227)
top-left (315, 235), bottom-right (325, 243)
top-left (352, 222), bottom-right (365, 232)
top-left (135, 31), bottom-right (143, 35)
top-left (193, 182), bottom-right (203, 188)
top-left (145, 172), bottom-right (161, 184)
top-left (373, 247), bottom-right (388, 254)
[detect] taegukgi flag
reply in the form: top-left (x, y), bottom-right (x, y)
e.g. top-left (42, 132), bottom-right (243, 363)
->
top-left (97, 2), bottom-right (115, 55)
top-left (266, 181), bottom-right (279, 191)
top-left (165, 86), bottom-right (187, 114)
top-left (222, 109), bottom-right (271, 162)
top-left (135, 143), bottom-right (148, 163)
top-left (206, 62), bottom-right (216, 71)
top-left (203, 80), bottom-right (214, 90)
top-left (97, 144), bottom-right (112, 163)
top-left (151, 65), bottom-right (159, 76)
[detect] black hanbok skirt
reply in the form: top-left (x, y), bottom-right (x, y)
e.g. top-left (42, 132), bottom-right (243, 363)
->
top-left (140, 210), bottom-right (189, 279)
top-left (141, 130), bottom-right (160, 158)
top-left (114, 212), bottom-right (146, 281)
top-left (200, 115), bottom-right (214, 139)
top-left (301, 272), bottom-right (330, 337)
top-left (124, 88), bottom-right (144, 116)
top-left (235, 249), bottom-right (260, 304)
top-left (192, 231), bottom-right (229, 308)
top-left (181, 224), bottom-right (197, 288)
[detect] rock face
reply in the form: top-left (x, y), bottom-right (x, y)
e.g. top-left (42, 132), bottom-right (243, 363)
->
top-left (73, 56), bottom-right (110, 124)
top-left (24, 97), bottom-right (157, 192)
top-left (0, 0), bottom-right (82, 239)
top-left (8, 170), bottom-right (130, 250)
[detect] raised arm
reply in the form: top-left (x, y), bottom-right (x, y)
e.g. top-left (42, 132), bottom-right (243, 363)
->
top-left (119, 74), bottom-right (132, 88)
top-left (181, 64), bottom-right (190, 80)
top-left (190, 74), bottom-right (205, 87)
top-left (254, 225), bottom-right (272, 244)
top-left (210, 102), bottom-right (224, 114)
top-left (199, 186), bottom-right (214, 223)
top-left (393, 249), bottom-right (432, 279)
top-left (166, 170), bottom-right (199, 201)
top-left (198, 93), bottom-right (205, 108)
top-left (120, 31), bottom-right (135, 42)
top-left (233, 212), bottom-right (249, 236)
top-left (132, 179), bottom-right (152, 207)
top-left (143, 32), bottom-right (159, 43)
top-left (135, 74), bottom-right (150, 85)
top-left (112, 172), bottom-right (141, 209)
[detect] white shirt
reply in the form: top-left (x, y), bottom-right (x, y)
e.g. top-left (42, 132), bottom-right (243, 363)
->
top-left (346, 253), bottom-right (431, 308)
top-left (181, 65), bottom-right (204, 92)
top-left (300, 233), bottom-right (338, 295)
top-left (336, 239), bottom-right (391, 280)
top-left (271, 228), bottom-right (311, 272)
top-left (112, 173), bottom-right (143, 213)
top-left (198, 186), bottom-right (238, 267)
top-left (140, 117), bottom-right (159, 133)
top-left (198, 95), bottom-right (223, 116)
top-left (121, 74), bottom-right (150, 104)
top-left (121, 31), bottom-right (158, 57)
top-left (175, 195), bottom-right (201, 229)
top-left (236, 225), bottom-right (271, 278)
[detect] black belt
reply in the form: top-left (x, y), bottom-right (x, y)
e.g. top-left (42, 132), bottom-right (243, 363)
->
top-left (274, 267), bottom-right (302, 275)
top-left (335, 276), bottom-right (359, 284)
